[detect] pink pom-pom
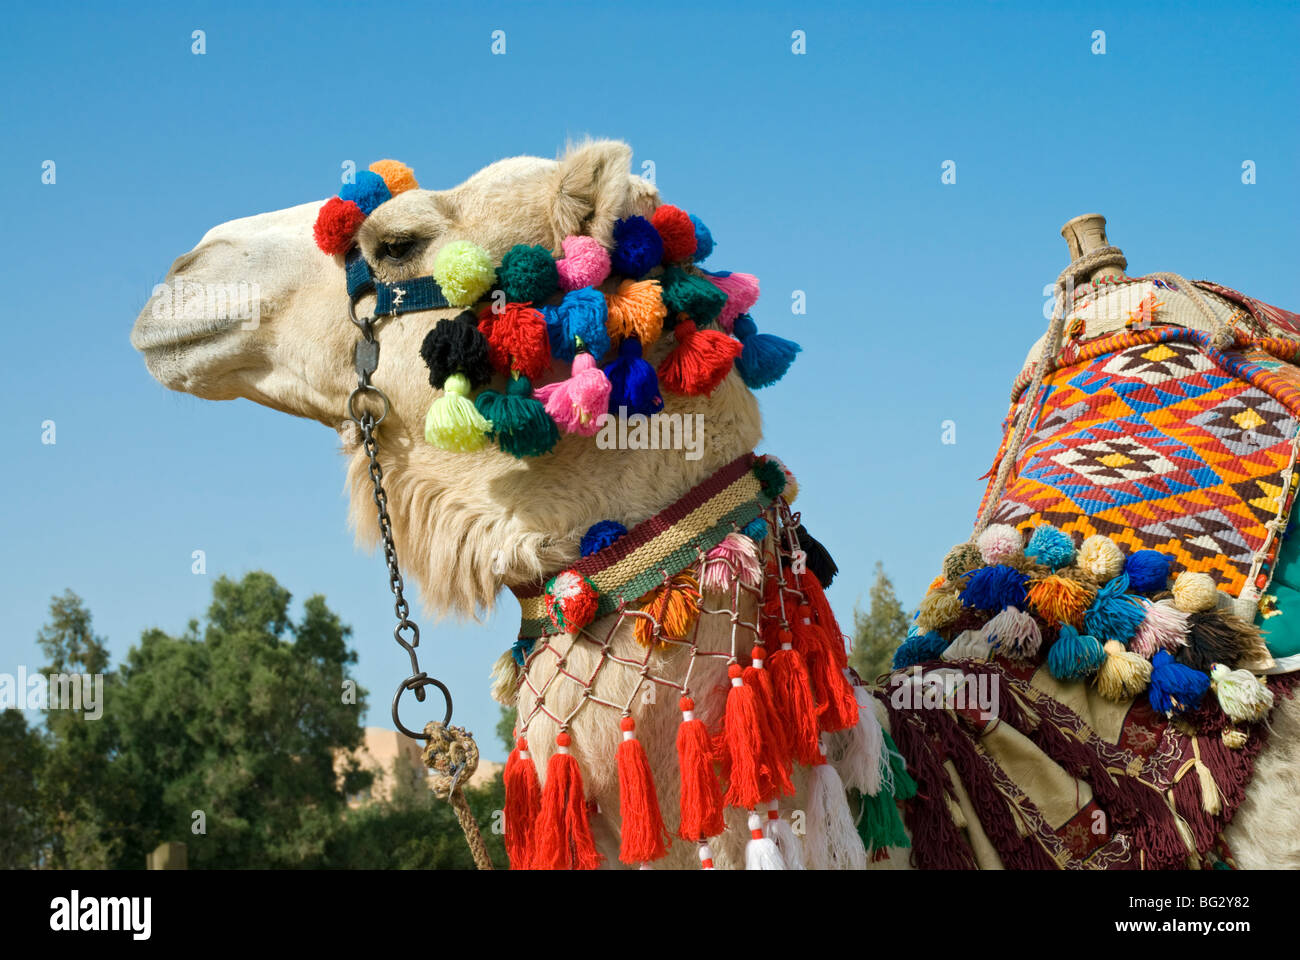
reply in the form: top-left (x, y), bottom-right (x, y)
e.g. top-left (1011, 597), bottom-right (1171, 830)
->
top-left (1131, 599), bottom-right (1190, 658)
top-left (533, 352), bottom-right (611, 436)
top-left (977, 524), bottom-right (1023, 565)
top-left (704, 271), bottom-right (760, 331)
top-left (556, 235), bottom-right (612, 292)
top-left (701, 533), bottom-right (762, 593)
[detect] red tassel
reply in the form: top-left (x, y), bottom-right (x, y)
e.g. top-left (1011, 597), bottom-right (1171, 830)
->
top-left (791, 603), bottom-right (859, 733)
top-left (767, 629), bottom-right (822, 766)
top-left (742, 646), bottom-right (795, 796)
top-left (800, 571), bottom-right (849, 671)
top-left (676, 696), bottom-right (726, 841)
top-left (503, 736), bottom-right (542, 869)
top-left (616, 717), bottom-right (670, 864)
top-left (533, 732), bottom-right (603, 870)
top-left (657, 320), bottom-right (743, 396)
top-left (721, 663), bottom-right (768, 810)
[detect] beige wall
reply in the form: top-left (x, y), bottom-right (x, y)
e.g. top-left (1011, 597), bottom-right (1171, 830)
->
top-left (335, 727), bottom-right (501, 807)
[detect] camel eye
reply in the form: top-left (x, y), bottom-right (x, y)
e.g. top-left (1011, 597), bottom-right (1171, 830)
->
top-left (378, 238), bottom-right (418, 262)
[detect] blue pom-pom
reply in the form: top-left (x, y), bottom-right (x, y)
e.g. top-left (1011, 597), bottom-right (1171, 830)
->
top-left (581, 519), bottom-right (627, 557)
top-left (611, 216), bottom-right (664, 278)
top-left (542, 304), bottom-right (568, 359)
top-left (742, 517), bottom-right (768, 542)
top-left (892, 629), bottom-right (949, 669)
top-left (690, 215), bottom-right (714, 262)
top-left (1148, 650), bottom-right (1211, 714)
top-left (339, 170), bottom-right (392, 216)
top-left (1047, 624), bottom-right (1107, 680)
top-left (732, 314), bottom-right (801, 389)
top-left (959, 564), bottom-right (1029, 612)
top-left (603, 337), bottom-right (664, 417)
top-left (543, 289), bottom-right (611, 362)
top-left (1083, 573), bottom-right (1147, 643)
top-left (1125, 550), bottom-right (1171, 593)
top-left (1025, 524), bottom-right (1075, 570)
top-left (511, 636), bottom-right (536, 667)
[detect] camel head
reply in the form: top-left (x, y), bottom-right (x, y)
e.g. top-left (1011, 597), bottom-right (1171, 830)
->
top-left (132, 140), bottom-right (766, 617)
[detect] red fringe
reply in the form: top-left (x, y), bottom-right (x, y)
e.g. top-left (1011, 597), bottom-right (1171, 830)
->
top-left (503, 736), bottom-right (542, 869)
top-left (720, 663), bottom-right (768, 809)
top-left (743, 647), bottom-right (795, 797)
top-left (676, 697), bottom-right (726, 841)
top-left (616, 718), bottom-right (670, 864)
top-left (533, 733), bottom-right (602, 870)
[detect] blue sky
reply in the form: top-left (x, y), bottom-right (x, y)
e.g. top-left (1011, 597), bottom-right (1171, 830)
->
top-left (2, 1), bottom-right (1297, 761)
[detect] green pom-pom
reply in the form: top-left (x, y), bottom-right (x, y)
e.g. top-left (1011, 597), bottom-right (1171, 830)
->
top-left (498, 244), bottom-right (560, 304)
top-left (658, 266), bottom-right (727, 327)
top-left (424, 373), bottom-right (491, 452)
top-left (432, 240), bottom-right (496, 307)
top-left (473, 374), bottom-right (559, 458)
top-left (753, 458), bottom-right (786, 500)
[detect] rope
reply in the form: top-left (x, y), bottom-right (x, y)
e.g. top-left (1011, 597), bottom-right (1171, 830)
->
top-left (421, 721), bottom-right (495, 870)
top-left (973, 257), bottom-right (1239, 537)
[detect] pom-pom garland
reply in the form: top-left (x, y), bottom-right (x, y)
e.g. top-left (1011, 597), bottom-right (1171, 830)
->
top-left (433, 240), bottom-right (497, 307)
top-left (339, 170), bottom-right (392, 216)
top-left (604, 278), bottom-right (667, 346)
top-left (1132, 599), bottom-right (1190, 658)
top-left (659, 267), bottom-right (729, 328)
top-left (1047, 624), bottom-right (1107, 681)
top-left (420, 311), bottom-right (494, 390)
top-left (1125, 550), bottom-right (1171, 594)
top-left (690, 215), bottom-right (714, 262)
top-left (478, 302), bottom-right (552, 380)
top-left (651, 204), bottom-right (698, 263)
top-left (1083, 573), bottom-right (1147, 644)
top-left (914, 589), bottom-right (963, 633)
top-left (941, 541), bottom-right (983, 582)
top-left (555, 234), bottom-right (611, 291)
top-left (959, 563), bottom-right (1029, 612)
top-left (1024, 524), bottom-right (1075, 569)
top-left (611, 215), bottom-right (664, 278)
top-left (892, 629), bottom-right (949, 669)
top-left (1077, 535), bottom-right (1125, 581)
top-left (1026, 574), bottom-right (1093, 628)
top-left (701, 270), bottom-right (760, 331)
top-left (498, 243), bottom-right (561, 304)
top-left (369, 159), bottom-right (418, 195)
top-left (314, 197), bottom-right (368, 256)
top-left (423, 373), bottom-right (492, 452)
top-left (547, 287), bottom-right (611, 362)
top-left (657, 320), bottom-right (743, 396)
top-left (474, 374), bottom-right (560, 458)
top-left (979, 607), bottom-right (1042, 658)
top-left (977, 523), bottom-right (1023, 565)
top-left (1172, 571), bottom-right (1219, 613)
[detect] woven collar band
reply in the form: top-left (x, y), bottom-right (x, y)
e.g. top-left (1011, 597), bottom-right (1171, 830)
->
top-left (511, 453), bottom-right (778, 639)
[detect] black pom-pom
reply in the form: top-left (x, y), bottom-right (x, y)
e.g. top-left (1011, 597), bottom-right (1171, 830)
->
top-left (1180, 608), bottom-right (1266, 672)
top-left (419, 311), bottom-right (493, 389)
top-left (796, 524), bottom-right (838, 588)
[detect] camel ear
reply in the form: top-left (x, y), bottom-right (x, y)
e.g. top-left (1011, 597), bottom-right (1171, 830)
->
top-left (549, 139), bottom-right (636, 247)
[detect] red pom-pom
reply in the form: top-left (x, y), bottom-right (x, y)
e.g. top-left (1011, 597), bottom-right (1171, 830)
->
top-left (651, 205), bottom-right (698, 263)
top-left (313, 197), bottom-right (366, 255)
top-left (478, 302), bottom-right (552, 380)
top-left (545, 570), bottom-right (599, 632)
top-left (657, 320), bottom-right (744, 396)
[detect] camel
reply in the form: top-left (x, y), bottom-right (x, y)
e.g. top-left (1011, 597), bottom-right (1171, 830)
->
top-left (132, 140), bottom-right (1299, 869)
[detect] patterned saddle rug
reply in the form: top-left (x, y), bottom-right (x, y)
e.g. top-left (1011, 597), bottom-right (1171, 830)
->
top-left (879, 273), bottom-right (1300, 869)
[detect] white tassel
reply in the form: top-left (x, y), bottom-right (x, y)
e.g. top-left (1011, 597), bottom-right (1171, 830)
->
top-left (827, 678), bottom-right (884, 797)
top-left (765, 800), bottom-right (806, 869)
top-left (806, 740), bottom-right (869, 870)
top-left (744, 811), bottom-right (786, 870)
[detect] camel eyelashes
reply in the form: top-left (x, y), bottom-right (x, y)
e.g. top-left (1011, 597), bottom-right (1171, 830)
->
top-left (377, 238), bottom-right (421, 263)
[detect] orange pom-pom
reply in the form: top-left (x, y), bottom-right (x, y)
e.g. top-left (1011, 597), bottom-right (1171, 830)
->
top-left (369, 159), bottom-right (418, 195)
top-left (605, 278), bottom-right (667, 346)
top-left (1027, 575), bottom-right (1094, 628)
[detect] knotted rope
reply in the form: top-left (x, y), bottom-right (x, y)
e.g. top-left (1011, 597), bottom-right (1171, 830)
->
top-left (421, 721), bottom-right (495, 870)
top-left (972, 253), bottom-right (1237, 538)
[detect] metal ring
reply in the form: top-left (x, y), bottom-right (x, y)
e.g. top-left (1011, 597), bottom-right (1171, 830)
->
top-left (392, 674), bottom-right (453, 740)
top-left (347, 385), bottom-right (390, 426)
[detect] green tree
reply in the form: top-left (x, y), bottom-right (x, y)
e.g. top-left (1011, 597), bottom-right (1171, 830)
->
top-left (496, 703), bottom-right (517, 756)
top-left (850, 562), bottom-right (910, 682)
top-left (0, 711), bottom-right (47, 868)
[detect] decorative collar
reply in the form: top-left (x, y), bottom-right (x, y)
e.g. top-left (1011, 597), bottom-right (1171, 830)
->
top-left (510, 453), bottom-right (786, 642)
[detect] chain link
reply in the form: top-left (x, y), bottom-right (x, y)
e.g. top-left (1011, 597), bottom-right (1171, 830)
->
top-left (348, 314), bottom-right (451, 739)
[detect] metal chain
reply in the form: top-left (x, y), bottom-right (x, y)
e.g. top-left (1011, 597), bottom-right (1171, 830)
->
top-left (347, 309), bottom-right (452, 740)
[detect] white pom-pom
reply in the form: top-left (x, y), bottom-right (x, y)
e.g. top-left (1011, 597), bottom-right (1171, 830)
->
top-left (1172, 571), bottom-right (1219, 613)
top-left (744, 812), bottom-right (786, 870)
top-left (1211, 664), bottom-right (1274, 722)
top-left (943, 629), bottom-right (994, 661)
top-left (978, 523), bottom-right (1023, 565)
top-left (1078, 535), bottom-right (1125, 581)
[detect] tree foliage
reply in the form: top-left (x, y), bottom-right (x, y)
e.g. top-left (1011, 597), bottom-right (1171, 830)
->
top-left (850, 562), bottom-right (910, 682)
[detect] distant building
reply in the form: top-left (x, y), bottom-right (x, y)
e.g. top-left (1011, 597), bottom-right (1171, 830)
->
top-left (336, 727), bottom-right (502, 807)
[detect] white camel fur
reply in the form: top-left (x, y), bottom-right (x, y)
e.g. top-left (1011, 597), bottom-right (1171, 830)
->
top-left (132, 139), bottom-right (1300, 869)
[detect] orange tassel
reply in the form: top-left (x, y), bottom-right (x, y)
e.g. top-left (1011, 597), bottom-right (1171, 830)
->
top-left (676, 696), bottom-right (725, 841)
top-left (656, 320), bottom-right (743, 396)
top-left (503, 736), bottom-right (542, 869)
top-left (616, 717), bottom-right (669, 864)
top-left (533, 732), bottom-right (603, 870)
top-left (634, 572), bottom-right (701, 648)
top-left (767, 629), bottom-right (822, 766)
top-left (743, 646), bottom-right (794, 797)
top-left (721, 663), bottom-right (768, 809)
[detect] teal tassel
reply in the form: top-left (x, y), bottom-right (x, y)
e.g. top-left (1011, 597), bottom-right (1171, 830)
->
top-left (473, 374), bottom-right (559, 458)
top-left (1047, 624), bottom-right (1107, 681)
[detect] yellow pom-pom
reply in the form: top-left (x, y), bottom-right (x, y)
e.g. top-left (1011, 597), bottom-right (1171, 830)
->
top-left (1095, 640), bottom-right (1152, 701)
top-left (915, 590), bottom-right (962, 633)
top-left (1078, 535), bottom-right (1125, 581)
top-left (432, 240), bottom-right (496, 307)
top-left (424, 373), bottom-right (491, 451)
top-left (604, 278), bottom-right (667, 346)
top-left (369, 159), bottom-right (418, 195)
top-left (1172, 571), bottom-right (1219, 613)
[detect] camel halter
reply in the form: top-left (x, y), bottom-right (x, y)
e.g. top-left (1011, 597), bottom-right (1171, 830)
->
top-left (344, 248), bottom-right (494, 870)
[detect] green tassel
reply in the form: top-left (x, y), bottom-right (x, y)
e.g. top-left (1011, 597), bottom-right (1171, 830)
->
top-left (659, 266), bottom-right (727, 327)
top-left (856, 788), bottom-right (911, 851)
top-left (883, 729), bottom-right (917, 800)
top-left (424, 373), bottom-right (491, 452)
top-left (474, 373), bottom-right (559, 458)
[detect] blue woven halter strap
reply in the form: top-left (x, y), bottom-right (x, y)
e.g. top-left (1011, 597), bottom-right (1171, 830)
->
top-left (345, 247), bottom-right (453, 315)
